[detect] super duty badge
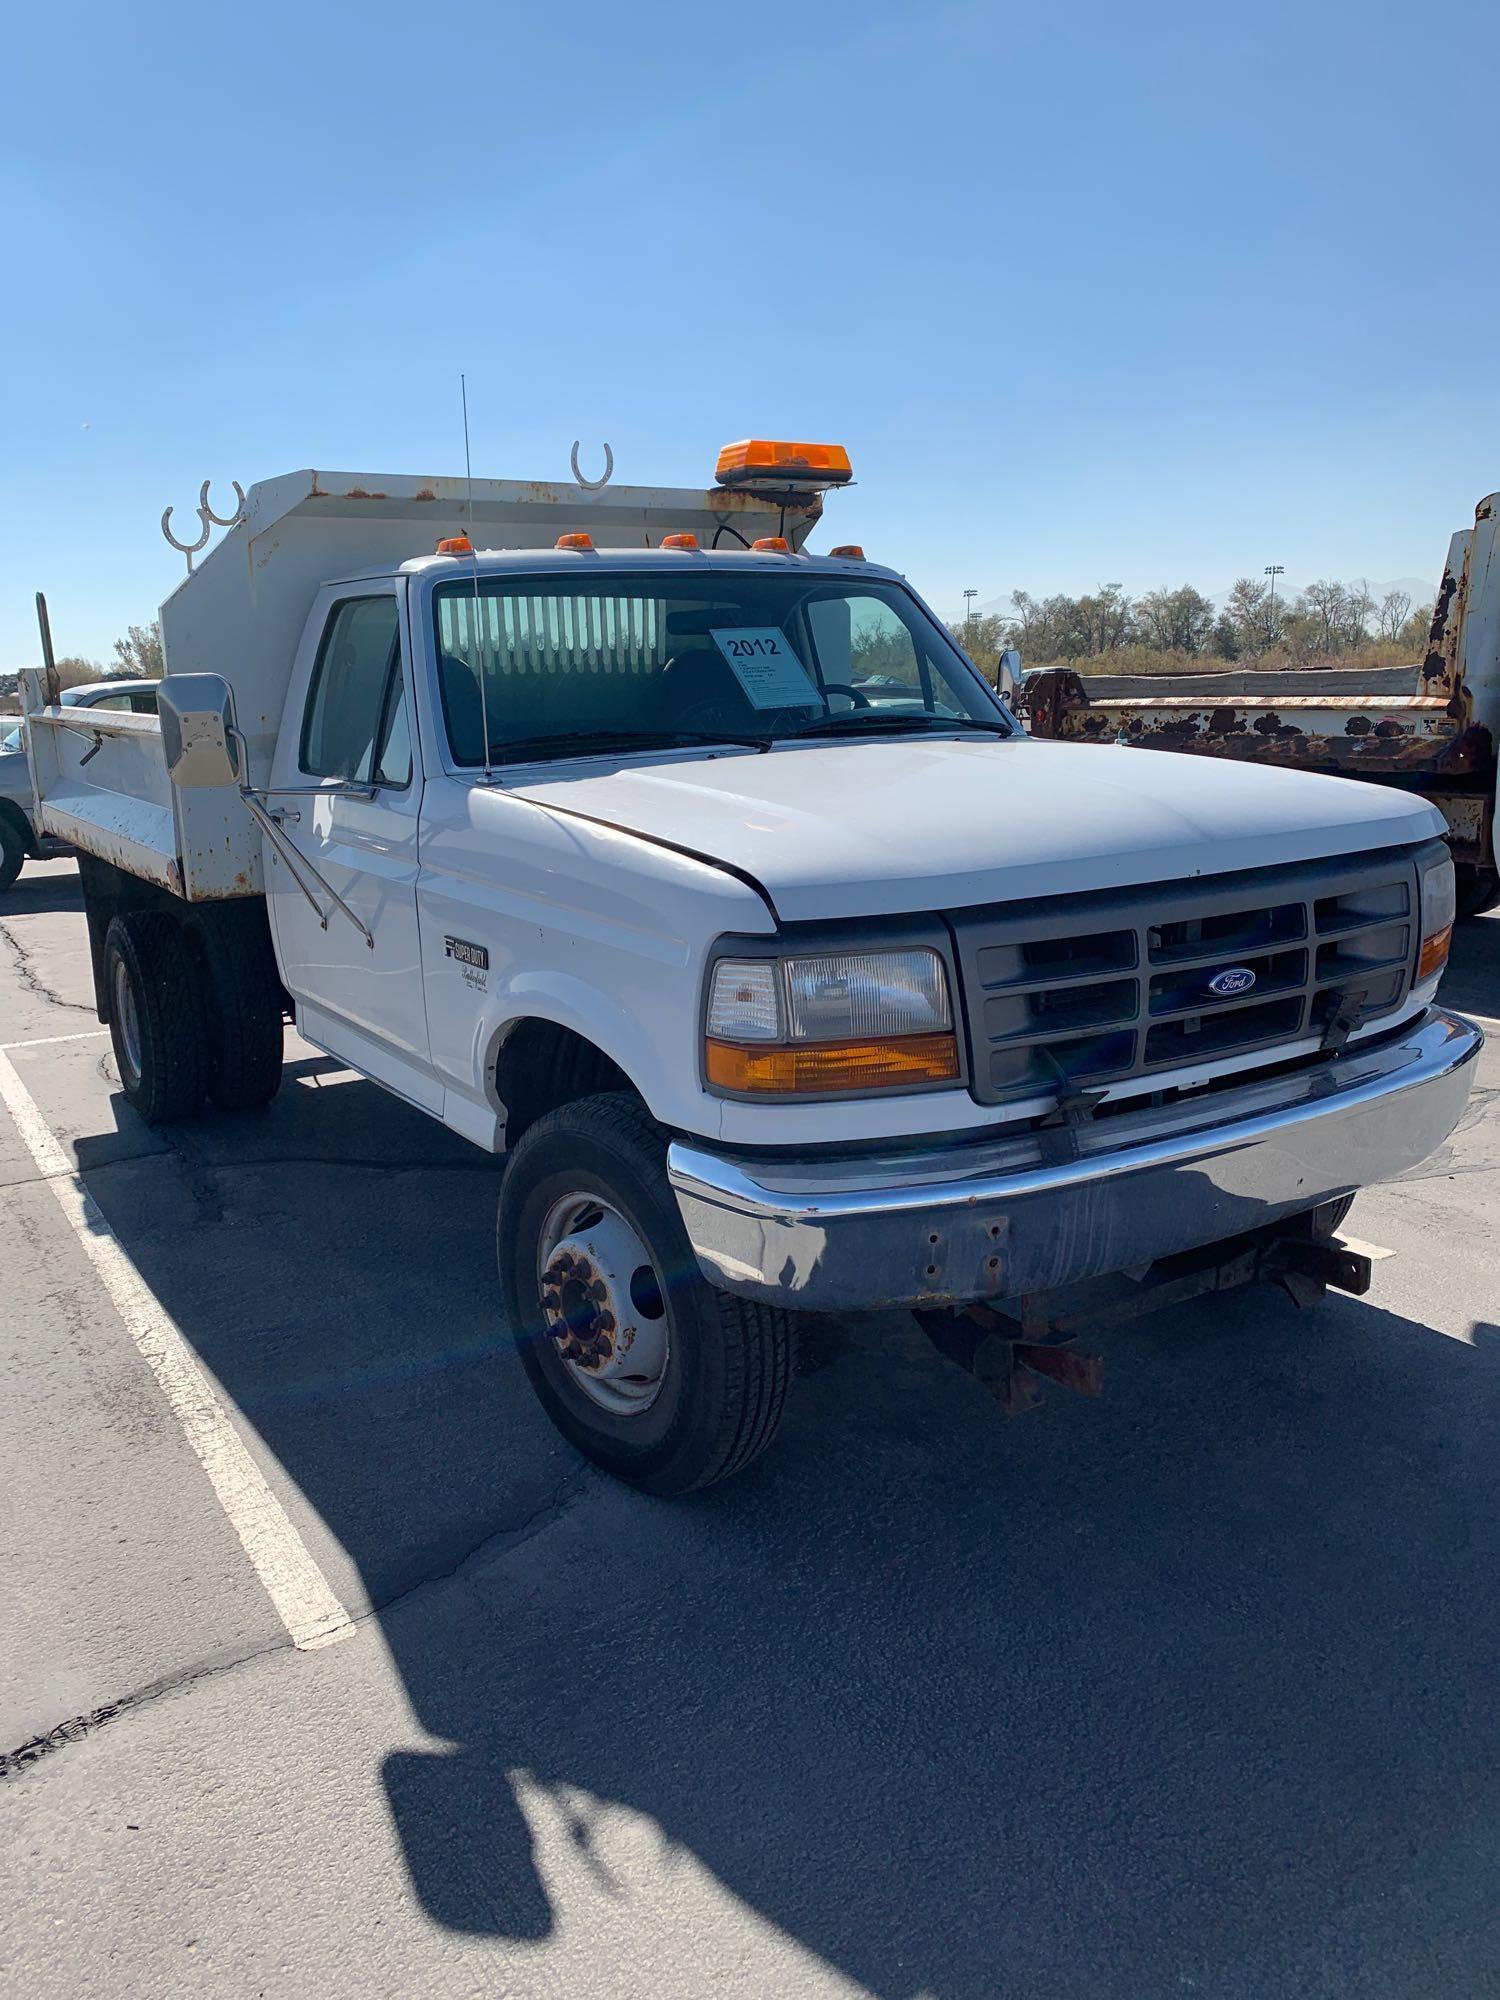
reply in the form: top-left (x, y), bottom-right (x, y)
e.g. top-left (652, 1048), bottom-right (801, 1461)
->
top-left (444, 936), bottom-right (489, 989)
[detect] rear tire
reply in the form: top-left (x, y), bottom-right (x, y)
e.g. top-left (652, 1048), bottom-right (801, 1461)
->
top-left (193, 905), bottom-right (285, 1111)
top-left (497, 1092), bottom-right (795, 1495)
top-left (1456, 863), bottom-right (1500, 920)
top-left (1290, 1193), bottom-right (1357, 1238)
top-left (0, 819), bottom-right (24, 893)
top-left (104, 911), bottom-right (211, 1124)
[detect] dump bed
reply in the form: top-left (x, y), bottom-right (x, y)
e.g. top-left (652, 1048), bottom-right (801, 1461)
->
top-left (17, 698), bottom-right (226, 896)
top-left (23, 466), bottom-right (827, 901)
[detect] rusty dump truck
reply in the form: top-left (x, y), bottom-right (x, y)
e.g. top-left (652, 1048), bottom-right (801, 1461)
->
top-left (1019, 491), bottom-right (1500, 918)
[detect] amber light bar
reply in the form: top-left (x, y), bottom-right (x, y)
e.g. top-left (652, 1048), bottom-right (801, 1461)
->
top-left (715, 439), bottom-right (853, 488)
top-left (705, 1032), bottom-right (959, 1095)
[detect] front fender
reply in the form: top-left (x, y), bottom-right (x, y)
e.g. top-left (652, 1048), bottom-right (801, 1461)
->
top-left (477, 969), bottom-right (691, 1130)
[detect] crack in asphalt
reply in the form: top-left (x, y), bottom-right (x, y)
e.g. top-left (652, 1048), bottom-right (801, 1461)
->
top-left (0, 1471), bottom-right (590, 1784)
top-left (0, 917), bottom-right (93, 1014)
top-left (0, 1637), bottom-right (289, 1781)
top-left (369, 1469), bottom-right (591, 1623)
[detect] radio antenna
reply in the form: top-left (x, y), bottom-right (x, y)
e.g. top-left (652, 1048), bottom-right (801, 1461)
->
top-left (461, 373), bottom-right (493, 783)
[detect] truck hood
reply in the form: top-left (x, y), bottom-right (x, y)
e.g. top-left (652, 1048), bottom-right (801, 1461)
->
top-left (511, 734), bottom-right (1445, 923)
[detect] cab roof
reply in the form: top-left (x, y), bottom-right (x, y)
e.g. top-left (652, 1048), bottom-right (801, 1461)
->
top-left (323, 547), bottom-right (904, 589)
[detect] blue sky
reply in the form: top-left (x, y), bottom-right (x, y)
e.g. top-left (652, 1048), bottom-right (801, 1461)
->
top-left (2, 0), bottom-right (1495, 667)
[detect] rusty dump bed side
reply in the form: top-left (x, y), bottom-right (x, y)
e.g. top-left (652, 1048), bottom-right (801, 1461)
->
top-left (1018, 497), bottom-right (1499, 872)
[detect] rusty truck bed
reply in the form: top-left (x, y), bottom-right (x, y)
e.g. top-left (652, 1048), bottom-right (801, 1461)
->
top-left (1017, 528), bottom-right (1496, 880)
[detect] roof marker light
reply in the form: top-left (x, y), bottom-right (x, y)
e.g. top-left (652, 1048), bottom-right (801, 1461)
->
top-left (555, 532), bottom-right (595, 551)
top-left (660, 532), bottom-right (699, 550)
top-left (828, 544), bottom-right (866, 560)
top-left (436, 534), bottom-right (472, 555)
top-left (751, 537), bottom-right (791, 554)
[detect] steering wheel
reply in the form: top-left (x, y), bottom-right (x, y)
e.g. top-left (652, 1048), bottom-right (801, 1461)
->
top-left (818, 682), bottom-right (873, 710)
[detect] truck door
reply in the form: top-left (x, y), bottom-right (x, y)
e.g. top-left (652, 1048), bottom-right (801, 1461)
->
top-left (266, 585), bottom-right (438, 1107)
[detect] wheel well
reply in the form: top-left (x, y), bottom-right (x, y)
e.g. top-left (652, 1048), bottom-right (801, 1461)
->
top-left (491, 1019), bottom-right (635, 1145)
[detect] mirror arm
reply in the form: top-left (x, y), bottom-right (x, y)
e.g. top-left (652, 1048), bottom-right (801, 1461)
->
top-left (228, 724), bottom-right (376, 950)
top-left (246, 781), bottom-right (380, 801)
top-left (239, 790), bottom-right (375, 950)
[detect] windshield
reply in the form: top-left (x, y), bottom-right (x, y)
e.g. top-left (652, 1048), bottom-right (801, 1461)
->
top-left (431, 570), bottom-right (1007, 765)
top-left (0, 723), bottom-right (20, 755)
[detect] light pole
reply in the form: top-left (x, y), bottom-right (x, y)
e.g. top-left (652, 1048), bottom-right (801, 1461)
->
top-left (963, 587), bottom-right (978, 645)
top-left (1264, 564), bottom-right (1284, 640)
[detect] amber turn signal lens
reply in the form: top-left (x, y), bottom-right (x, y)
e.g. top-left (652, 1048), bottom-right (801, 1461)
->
top-left (1417, 922), bottom-right (1452, 983)
top-left (751, 536), bottom-right (791, 554)
top-left (660, 532), bottom-right (699, 550)
top-left (705, 1032), bottom-right (960, 1095)
top-left (436, 534), bottom-right (472, 555)
top-left (555, 532), bottom-right (595, 550)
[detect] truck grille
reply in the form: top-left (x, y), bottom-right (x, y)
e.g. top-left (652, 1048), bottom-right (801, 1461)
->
top-left (951, 848), bottom-right (1420, 1107)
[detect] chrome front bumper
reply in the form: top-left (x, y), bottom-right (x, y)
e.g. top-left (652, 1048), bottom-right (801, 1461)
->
top-left (667, 1007), bottom-right (1482, 1311)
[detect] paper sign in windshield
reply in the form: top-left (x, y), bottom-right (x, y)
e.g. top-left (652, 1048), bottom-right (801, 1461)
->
top-left (710, 628), bottom-right (819, 710)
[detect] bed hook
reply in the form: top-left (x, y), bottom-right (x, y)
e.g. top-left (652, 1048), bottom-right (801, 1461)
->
top-left (570, 440), bottom-right (614, 492)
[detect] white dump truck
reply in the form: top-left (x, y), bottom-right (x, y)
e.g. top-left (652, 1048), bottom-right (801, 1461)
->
top-left (21, 443), bottom-right (1482, 1492)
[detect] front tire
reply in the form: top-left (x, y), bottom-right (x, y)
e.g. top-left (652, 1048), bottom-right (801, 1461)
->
top-left (104, 911), bottom-right (211, 1124)
top-left (497, 1093), bottom-right (795, 1495)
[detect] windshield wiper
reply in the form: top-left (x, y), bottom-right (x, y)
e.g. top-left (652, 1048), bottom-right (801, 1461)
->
top-left (790, 712), bottom-right (1010, 740)
top-left (490, 727), bottom-right (771, 763)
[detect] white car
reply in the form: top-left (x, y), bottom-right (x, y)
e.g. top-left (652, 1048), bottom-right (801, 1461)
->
top-left (0, 680), bottom-right (159, 889)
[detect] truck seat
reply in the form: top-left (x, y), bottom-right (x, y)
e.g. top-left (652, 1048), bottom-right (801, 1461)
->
top-left (656, 647), bottom-right (759, 728)
top-left (439, 652), bottom-right (487, 763)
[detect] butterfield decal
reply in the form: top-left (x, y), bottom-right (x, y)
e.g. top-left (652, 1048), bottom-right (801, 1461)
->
top-left (445, 936), bottom-right (489, 990)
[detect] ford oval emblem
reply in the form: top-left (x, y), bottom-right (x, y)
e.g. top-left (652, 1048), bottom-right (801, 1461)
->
top-left (1208, 966), bottom-right (1257, 997)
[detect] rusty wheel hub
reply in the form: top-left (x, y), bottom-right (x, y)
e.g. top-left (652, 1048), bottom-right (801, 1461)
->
top-left (537, 1196), bottom-right (670, 1416)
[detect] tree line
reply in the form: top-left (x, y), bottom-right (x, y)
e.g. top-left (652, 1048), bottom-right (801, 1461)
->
top-left (0, 622), bottom-right (163, 708)
top-left (951, 579), bottom-right (1434, 678)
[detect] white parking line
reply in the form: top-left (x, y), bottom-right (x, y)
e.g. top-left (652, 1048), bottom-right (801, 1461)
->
top-left (0, 1030), bottom-right (112, 1049)
top-left (0, 1048), bottom-right (356, 1652)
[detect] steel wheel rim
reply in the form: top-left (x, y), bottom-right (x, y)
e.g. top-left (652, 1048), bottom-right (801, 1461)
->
top-left (112, 958), bottom-right (142, 1085)
top-left (537, 1192), bottom-right (671, 1416)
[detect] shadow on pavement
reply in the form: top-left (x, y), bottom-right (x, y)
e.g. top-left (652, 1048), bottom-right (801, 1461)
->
top-left (66, 963), bottom-right (1500, 1996)
top-left (0, 868), bottom-right (85, 917)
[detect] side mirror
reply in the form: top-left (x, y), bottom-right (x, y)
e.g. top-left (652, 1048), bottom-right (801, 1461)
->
top-left (158, 673), bottom-right (241, 789)
top-left (996, 648), bottom-right (1022, 701)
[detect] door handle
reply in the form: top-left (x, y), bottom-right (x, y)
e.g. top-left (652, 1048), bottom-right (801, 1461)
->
top-left (267, 807), bottom-right (301, 825)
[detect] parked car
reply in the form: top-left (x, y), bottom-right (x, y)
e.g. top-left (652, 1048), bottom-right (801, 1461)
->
top-left (0, 680), bottom-right (159, 889)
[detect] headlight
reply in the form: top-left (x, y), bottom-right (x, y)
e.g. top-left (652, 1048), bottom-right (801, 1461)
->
top-left (705, 947), bottom-right (960, 1095)
top-left (1417, 852), bottom-right (1455, 984)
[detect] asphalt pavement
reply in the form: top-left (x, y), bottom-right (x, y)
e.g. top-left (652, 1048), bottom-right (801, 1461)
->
top-left (2, 856), bottom-right (1497, 2000)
